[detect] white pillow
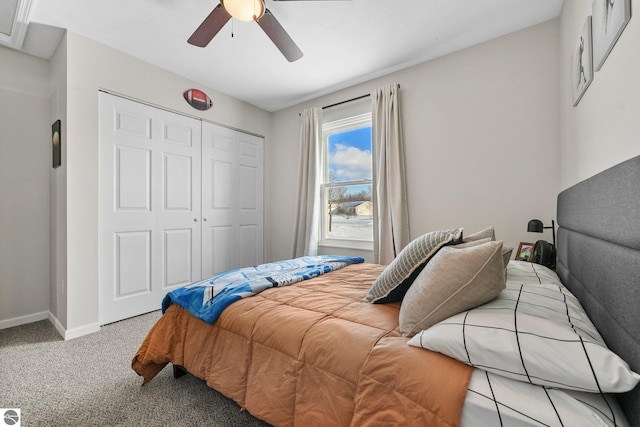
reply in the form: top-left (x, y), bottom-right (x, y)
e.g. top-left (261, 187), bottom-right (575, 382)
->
top-left (408, 283), bottom-right (640, 393)
top-left (505, 260), bottom-right (562, 286)
top-left (463, 369), bottom-right (631, 427)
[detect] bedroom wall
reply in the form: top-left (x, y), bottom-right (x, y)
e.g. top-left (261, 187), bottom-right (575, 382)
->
top-left (1, 33), bottom-right (273, 335)
top-left (4, 12), bottom-right (596, 334)
top-left (52, 31), bottom-right (272, 337)
top-left (0, 46), bottom-right (51, 328)
top-left (559, 0), bottom-right (640, 188)
top-left (48, 34), bottom-right (68, 329)
top-left (267, 19), bottom-right (561, 263)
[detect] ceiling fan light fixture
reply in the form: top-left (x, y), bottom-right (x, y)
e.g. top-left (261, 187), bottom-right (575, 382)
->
top-left (221, 0), bottom-right (265, 22)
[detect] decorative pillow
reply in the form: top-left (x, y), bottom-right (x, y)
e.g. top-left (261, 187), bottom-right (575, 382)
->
top-left (463, 369), bottom-right (630, 427)
top-left (461, 227), bottom-right (514, 267)
top-left (452, 237), bottom-right (492, 249)
top-left (399, 241), bottom-right (505, 337)
top-left (463, 226), bottom-right (495, 242)
top-left (365, 228), bottom-right (463, 303)
top-left (408, 282), bottom-right (640, 393)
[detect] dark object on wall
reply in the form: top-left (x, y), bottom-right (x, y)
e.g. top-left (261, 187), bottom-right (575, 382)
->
top-left (52, 119), bottom-right (61, 168)
top-left (183, 89), bottom-right (213, 111)
top-left (532, 240), bottom-right (556, 269)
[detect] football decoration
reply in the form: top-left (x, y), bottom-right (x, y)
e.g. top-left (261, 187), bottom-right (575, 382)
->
top-left (183, 89), bottom-right (213, 111)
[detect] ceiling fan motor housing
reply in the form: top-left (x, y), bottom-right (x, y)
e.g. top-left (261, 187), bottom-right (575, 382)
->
top-left (221, 0), bottom-right (265, 22)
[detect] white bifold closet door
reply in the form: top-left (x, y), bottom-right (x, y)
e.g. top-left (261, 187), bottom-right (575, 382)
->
top-left (201, 122), bottom-right (264, 278)
top-left (98, 92), bottom-right (263, 325)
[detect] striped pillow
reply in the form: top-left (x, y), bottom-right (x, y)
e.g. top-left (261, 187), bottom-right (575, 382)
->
top-left (365, 228), bottom-right (463, 303)
top-left (409, 282), bottom-right (640, 393)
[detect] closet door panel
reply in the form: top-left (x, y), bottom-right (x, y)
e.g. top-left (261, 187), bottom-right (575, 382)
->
top-left (201, 123), bottom-right (263, 278)
top-left (239, 225), bottom-right (259, 268)
top-left (162, 228), bottom-right (194, 288)
top-left (115, 146), bottom-right (152, 212)
top-left (100, 93), bottom-right (262, 324)
top-left (155, 109), bottom-right (202, 293)
top-left (162, 154), bottom-right (193, 211)
top-left (99, 93), bottom-right (201, 325)
top-left (237, 133), bottom-right (264, 267)
top-left (115, 231), bottom-right (152, 297)
top-left (203, 225), bottom-right (234, 276)
top-left (112, 108), bottom-right (153, 144)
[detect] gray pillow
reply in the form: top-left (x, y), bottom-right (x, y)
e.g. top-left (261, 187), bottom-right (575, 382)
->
top-left (365, 228), bottom-right (463, 303)
top-left (460, 226), bottom-right (511, 270)
top-left (463, 226), bottom-right (495, 242)
top-left (399, 240), bottom-right (505, 337)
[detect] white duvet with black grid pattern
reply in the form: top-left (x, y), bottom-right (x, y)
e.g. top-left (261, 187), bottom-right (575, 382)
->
top-left (462, 369), bottom-right (629, 426)
top-left (409, 261), bottom-right (639, 427)
top-left (410, 282), bottom-right (639, 392)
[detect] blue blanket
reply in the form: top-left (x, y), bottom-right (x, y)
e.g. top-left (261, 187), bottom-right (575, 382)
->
top-left (162, 255), bottom-right (364, 324)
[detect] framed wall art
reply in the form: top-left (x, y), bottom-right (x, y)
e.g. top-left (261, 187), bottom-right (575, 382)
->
top-left (592, 0), bottom-right (631, 71)
top-left (52, 119), bottom-right (61, 168)
top-left (572, 16), bottom-right (593, 106)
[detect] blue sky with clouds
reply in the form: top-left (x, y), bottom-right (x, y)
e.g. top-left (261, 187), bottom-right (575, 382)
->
top-left (328, 126), bottom-right (372, 182)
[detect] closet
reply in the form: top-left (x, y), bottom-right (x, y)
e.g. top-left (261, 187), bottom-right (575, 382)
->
top-left (98, 92), bottom-right (263, 324)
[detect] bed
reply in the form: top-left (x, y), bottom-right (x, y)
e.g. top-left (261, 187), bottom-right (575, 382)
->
top-left (132, 155), bottom-right (640, 427)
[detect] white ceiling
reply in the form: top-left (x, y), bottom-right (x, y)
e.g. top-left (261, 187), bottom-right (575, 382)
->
top-left (13, 0), bottom-right (564, 112)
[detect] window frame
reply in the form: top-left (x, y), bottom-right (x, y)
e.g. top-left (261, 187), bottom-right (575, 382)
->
top-left (319, 112), bottom-right (373, 250)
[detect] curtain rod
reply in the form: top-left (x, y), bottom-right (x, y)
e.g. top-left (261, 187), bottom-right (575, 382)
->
top-left (323, 84), bottom-right (401, 110)
top-left (298, 84), bottom-right (400, 116)
top-left (322, 93), bottom-right (370, 110)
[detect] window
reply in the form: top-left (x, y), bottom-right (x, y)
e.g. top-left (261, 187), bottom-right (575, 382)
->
top-left (320, 112), bottom-right (373, 249)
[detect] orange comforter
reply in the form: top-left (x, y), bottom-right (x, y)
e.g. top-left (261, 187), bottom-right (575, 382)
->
top-left (132, 263), bottom-right (472, 426)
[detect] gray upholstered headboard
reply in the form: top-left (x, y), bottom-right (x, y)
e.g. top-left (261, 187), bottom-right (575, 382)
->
top-left (556, 155), bottom-right (640, 426)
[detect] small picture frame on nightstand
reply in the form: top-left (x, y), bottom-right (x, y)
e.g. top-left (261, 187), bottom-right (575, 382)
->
top-left (516, 242), bottom-right (535, 262)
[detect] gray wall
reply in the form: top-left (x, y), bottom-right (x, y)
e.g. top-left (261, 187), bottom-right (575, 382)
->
top-left (267, 20), bottom-right (561, 263)
top-left (0, 47), bottom-right (51, 328)
top-left (559, 0), bottom-right (640, 187)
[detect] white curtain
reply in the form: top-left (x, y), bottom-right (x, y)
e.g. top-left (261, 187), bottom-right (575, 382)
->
top-left (371, 83), bottom-right (410, 264)
top-left (292, 107), bottom-right (323, 257)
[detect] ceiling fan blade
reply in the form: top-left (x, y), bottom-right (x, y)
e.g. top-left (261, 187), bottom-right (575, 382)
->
top-left (188, 4), bottom-right (232, 47)
top-left (256, 9), bottom-right (303, 62)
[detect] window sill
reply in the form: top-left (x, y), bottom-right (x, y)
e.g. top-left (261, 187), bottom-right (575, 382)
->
top-left (319, 239), bottom-right (373, 251)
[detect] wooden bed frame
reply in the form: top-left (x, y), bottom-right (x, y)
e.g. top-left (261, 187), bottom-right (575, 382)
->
top-left (556, 154), bottom-right (640, 425)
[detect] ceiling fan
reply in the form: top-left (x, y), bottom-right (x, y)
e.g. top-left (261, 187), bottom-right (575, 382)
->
top-left (188, 0), bottom-right (349, 62)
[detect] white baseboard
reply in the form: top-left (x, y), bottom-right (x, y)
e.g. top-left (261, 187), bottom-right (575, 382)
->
top-left (63, 321), bottom-right (101, 340)
top-left (0, 311), bottom-right (49, 330)
top-left (0, 311), bottom-right (100, 340)
top-left (48, 312), bottom-right (100, 340)
top-left (48, 312), bottom-right (66, 338)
